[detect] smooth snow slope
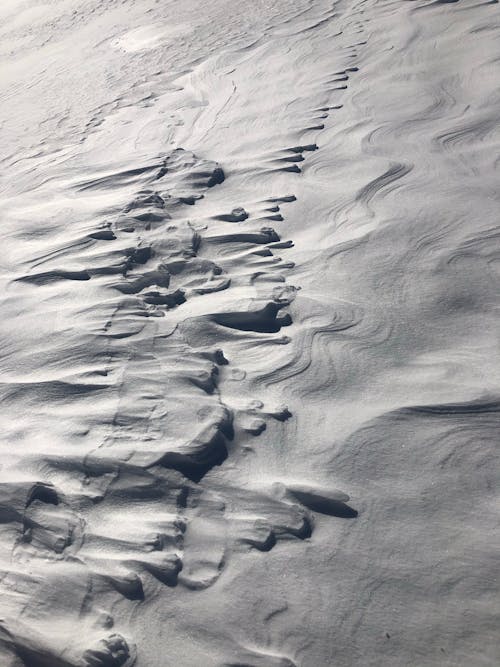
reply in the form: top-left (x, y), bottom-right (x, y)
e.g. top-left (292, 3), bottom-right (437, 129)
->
top-left (0, 0), bottom-right (499, 665)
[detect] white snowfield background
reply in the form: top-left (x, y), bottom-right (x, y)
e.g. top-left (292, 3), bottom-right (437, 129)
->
top-left (0, 0), bottom-right (499, 665)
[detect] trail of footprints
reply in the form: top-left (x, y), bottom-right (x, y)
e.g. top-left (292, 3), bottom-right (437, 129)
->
top-left (2, 60), bottom-right (362, 667)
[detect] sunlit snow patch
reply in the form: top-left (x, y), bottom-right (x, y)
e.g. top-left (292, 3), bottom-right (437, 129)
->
top-left (112, 23), bottom-right (188, 53)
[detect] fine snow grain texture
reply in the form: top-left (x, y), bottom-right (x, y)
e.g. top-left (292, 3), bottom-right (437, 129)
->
top-left (0, 0), bottom-right (499, 666)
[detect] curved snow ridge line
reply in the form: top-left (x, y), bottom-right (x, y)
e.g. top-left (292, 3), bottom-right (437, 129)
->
top-left (401, 396), bottom-right (500, 416)
top-left (356, 161), bottom-right (413, 210)
top-left (260, 300), bottom-right (363, 387)
top-left (448, 226), bottom-right (500, 266)
top-left (434, 113), bottom-right (499, 154)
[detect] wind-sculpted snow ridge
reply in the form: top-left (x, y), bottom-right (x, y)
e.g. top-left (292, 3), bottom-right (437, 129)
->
top-left (1, 143), bottom-right (335, 665)
top-left (1, 0), bottom-right (499, 664)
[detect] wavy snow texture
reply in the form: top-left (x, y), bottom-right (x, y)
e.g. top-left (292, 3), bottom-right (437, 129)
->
top-left (0, 0), bottom-right (499, 665)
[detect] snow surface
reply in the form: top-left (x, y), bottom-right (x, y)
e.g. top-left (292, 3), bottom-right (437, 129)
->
top-left (0, 0), bottom-right (499, 665)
